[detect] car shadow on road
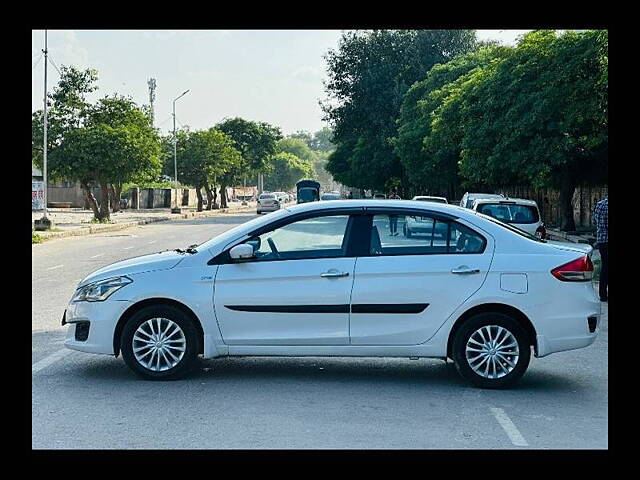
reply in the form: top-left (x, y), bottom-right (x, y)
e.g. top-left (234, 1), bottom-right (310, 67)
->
top-left (72, 355), bottom-right (591, 393)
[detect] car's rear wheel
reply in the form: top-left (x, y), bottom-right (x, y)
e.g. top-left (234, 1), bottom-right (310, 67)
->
top-left (121, 305), bottom-right (200, 380)
top-left (452, 313), bottom-right (530, 389)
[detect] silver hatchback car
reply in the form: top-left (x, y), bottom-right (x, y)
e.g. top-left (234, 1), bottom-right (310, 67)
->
top-left (257, 193), bottom-right (281, 214)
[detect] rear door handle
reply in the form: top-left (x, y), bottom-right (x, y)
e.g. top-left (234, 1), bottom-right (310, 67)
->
top-left (320, 270), bottom-right (350, 278)
top-left (451, 266), bottom-right (480, 274)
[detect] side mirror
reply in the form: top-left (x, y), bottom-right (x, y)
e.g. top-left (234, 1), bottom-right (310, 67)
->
top-left (229, 244), bottom-right (255, 260)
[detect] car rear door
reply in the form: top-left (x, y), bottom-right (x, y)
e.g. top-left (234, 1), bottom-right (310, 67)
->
top-left (349, 208), bottom-right (494, 345)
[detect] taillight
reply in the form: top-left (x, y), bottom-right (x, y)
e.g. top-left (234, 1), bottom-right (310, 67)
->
top-left (536, 224), bottom-right (546, 239)
top-left (551, 255), bottom-right (594, 282)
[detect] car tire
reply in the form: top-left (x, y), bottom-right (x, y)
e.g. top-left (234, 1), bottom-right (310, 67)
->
top-left (452, 312), bottom-right (531, 389)
top-left (121, 304), bottom-right (200, 381)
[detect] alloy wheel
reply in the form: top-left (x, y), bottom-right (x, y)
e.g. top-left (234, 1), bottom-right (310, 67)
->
top-left (465, 325), bottom-right (519, 379)
top-left (132, 318), bottom-right (186, 372)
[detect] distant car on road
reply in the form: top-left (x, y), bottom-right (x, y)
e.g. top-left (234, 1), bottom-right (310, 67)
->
top-left (460, 192), bottom-right (505, 209)
top-left (321, 192), bottom-right (341, 201)
top-left (471, 198), bottom-right (545, 239)
top-left (412, 195), bottom-right (448, 204)
top-left (373, 193), bottom-right (387, 199)
top-left (62, 199), bottom-right (599, 388)
top-left (256, 192), bottom-right (281, 214)
top-left (273, 191), bottom-right (289, 204)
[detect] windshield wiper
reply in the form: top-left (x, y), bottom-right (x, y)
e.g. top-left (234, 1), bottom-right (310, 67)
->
top-left (174, 244), bottom-right (199, 254)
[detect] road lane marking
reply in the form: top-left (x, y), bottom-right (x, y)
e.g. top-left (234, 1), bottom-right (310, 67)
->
top-left (148, 240), bottom-right (157, 244)
top-left (123, 246), bottom-right (135, 250)
top-left (46, 265), bottom-right (63, 271)
top-left (89, 253), bottom-right (105, 259)
top-left (490, 408), bottom-right (529, 447)
top-left (32, 348), bottom-right (73, 374)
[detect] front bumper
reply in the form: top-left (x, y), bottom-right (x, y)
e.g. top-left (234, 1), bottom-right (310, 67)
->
top-left (63, 299), bottom-right (132, 355)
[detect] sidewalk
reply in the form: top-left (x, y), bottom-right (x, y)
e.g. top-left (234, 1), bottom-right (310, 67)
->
top-left (32, 201), bottom-right (257, 242)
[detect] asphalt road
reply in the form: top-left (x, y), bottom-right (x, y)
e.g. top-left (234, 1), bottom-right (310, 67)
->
top-left (32, 212), bottom-right (608, 449)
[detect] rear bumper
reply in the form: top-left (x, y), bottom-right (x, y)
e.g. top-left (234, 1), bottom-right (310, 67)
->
top-left (535, 313), bottom-right (600, 357)
top-left (258, 204), bottom-right (280, 212)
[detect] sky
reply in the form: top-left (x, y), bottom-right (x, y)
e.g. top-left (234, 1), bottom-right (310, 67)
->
top-left (31, 30), bottom-right (532, 136)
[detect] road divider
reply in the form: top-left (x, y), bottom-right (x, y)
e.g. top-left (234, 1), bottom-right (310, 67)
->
top-left (32, 206), bottom-right (256, 244)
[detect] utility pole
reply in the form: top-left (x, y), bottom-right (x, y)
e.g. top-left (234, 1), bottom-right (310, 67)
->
top-left (35, 29), bottom-right (51, 231)
top-left (172, 89), bottom-right (190, 213)
top-left (147, 78), bottom-right (156, 127)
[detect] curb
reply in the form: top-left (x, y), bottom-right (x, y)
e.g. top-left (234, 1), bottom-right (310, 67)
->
top-left (33, 206), bottom-right (256, 243)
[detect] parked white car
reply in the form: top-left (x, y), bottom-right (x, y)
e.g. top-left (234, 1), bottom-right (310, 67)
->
top-left (321, 192), bottom-right (342, 201)
top-left (257, 193), bottom-right (280, 214)
top-left (273, 191), bottom-right (289, 204)
top-left (63, 199), bottom-right (600, 388)
top-left (460, 192), bottom-right (505, 209)
top-left (471, 198), bottom-right (545, 238)
top-left (412, 195), bottom-right (448, 204)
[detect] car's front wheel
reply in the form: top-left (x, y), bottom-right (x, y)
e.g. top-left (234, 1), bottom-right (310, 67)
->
top-left (452, 313), bottom-right (531, 389)
top-left (121, 305), bottom-right (200, 380)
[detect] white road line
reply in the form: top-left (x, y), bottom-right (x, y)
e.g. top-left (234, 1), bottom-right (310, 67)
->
top-left (32, 348), bottom-right (74, 374)
top-left (490, 407), bottom-right (529, 447)
top-left (89, 253), bottom-right (105, 259)
top-left (148, 240), bottom-right (157, 244)
top-left (123, 246), bottom-right (135, 250)
top-left (46, 265), bottom-right (63, 271)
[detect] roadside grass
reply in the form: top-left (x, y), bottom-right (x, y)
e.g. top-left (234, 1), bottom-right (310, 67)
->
top-left (32, 231), bottom-right (42, 244)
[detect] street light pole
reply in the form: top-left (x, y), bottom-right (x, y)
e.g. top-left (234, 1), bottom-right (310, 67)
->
top-left (172, 89), bottom-right (189, 214)
top-left (35, 29), bottom-right (52, 231)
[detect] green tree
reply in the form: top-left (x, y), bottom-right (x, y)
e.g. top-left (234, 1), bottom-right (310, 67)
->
top-left (216, 118), bottom-right (282, 207)
top-left (456, 30), bottom-right (608, 230)
top-left (322, 29), bottom-right (477, 193)
top-left (393, 46), bottom-right (510, 198)
top-left (263, 152), bottom-right (314, 191)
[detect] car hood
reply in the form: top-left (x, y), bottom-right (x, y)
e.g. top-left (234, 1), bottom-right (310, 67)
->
top-left (546, 240), bottom-right (593, 255)
top-left (79, 250), bottom-right (186, 286)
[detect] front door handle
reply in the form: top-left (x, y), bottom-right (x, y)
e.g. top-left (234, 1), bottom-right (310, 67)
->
top-left (451, 266), bottom-right (480, 274)
top-left (320, 269), bottom-right (350, 278)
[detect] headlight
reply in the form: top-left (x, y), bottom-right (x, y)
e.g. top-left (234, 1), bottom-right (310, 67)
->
top-left (72, 276), bottom-right (133, 302)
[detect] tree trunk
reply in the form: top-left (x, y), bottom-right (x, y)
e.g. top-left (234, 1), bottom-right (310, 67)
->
top-left (109, 184), bottom-right (122, 213)
top-left (81, 182), bottom-right (100, 219)
top-left (211, 184), bottom-right (219, 209)
top-left (203, 183), bottom-right (214, 210)
top-left (219, 185), bottom-right (228, 209)
top-left (98, 183), bottom-right (111, 222)
top-left (558, 167), bottom-right (576, 232)
top-left (195, 185), bottom-right (204, 212)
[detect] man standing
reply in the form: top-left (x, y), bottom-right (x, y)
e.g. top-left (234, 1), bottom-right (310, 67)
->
top-left (388, 190), bottom-right (401, 236)
top-left (592, 197), bottom-right (608, 302)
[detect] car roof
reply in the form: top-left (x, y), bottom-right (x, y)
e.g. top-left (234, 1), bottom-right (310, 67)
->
top-left (412, 196), bottom-right (447, 200)
top-left (473, 197), bottom-right (538, 206)
top-left (283, 199), bottom-right (469, 216)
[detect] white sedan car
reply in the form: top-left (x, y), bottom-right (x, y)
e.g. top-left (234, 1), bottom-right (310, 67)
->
top-left (63, 200), bottom-right (600, 388)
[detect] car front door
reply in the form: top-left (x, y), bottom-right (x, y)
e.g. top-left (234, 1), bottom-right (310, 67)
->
top-left (213, 210), bottom-right (361, 345)
top-left (349, 209), bottom-right (494, 345)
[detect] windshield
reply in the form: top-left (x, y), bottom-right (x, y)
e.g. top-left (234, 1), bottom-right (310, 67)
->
top-left (476, 203), bottom-right (539, 224)
top-left (298, 188), bottom-right (319, 203)
top-left (475, 211), bottom-right (546, 243)
top-left (198, 209), bottom-right (290, 252)
top-left (260, 194), bottom-right (275, 199)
